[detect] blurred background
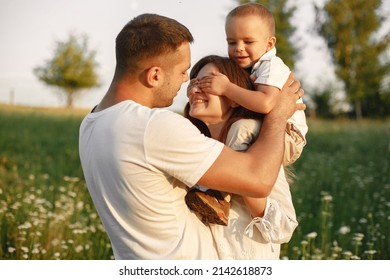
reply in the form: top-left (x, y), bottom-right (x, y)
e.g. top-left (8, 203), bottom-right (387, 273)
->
top-left (1, 0), bottom-right (389, 260)
top-left (1, 0), bottom-right (389, 118)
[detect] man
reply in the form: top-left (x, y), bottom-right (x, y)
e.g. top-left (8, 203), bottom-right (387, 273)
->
top-left (79, 13), bottom-right (305, 259)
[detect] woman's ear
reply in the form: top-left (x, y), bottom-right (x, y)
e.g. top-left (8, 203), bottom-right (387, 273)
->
top-left (145, 66), bottom-right (162, 87)
top-left (267, 36), bottom-right (276, 51)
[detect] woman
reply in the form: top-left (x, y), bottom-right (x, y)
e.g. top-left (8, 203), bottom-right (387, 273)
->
top-left (184, 55), bottom-right (298, 259)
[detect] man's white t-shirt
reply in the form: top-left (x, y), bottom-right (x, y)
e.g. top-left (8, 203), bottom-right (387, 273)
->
top-left (79, 100), bottom-right (224, 259)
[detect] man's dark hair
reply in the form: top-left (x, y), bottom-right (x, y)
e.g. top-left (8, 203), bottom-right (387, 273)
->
top-left (115, 13), bottom-right (194, 76)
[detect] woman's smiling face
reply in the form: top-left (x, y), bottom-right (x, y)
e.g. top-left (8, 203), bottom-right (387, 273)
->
top-left (187, 63), bottom-right (234, 125)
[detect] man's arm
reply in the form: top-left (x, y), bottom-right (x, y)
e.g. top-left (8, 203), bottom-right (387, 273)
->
top-left (198, 73), bottom-right (305, 197)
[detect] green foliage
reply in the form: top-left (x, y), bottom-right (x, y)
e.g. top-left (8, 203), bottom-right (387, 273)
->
top-left (310, 86), bottom-right (335, 119)
top-left (315, 0), bottom-right (390, 119)
top-left (0, 105), bottom-right (113, 259)
top-left (281, 119), bottom-right (390, 259)
top-left (238, 0), bottom-right (298, 68)
top-left (34, 34), bottom-right (100, 108)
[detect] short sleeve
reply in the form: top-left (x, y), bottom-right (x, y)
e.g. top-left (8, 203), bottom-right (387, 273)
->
top-left (144, 110), bottom-right (224, 187)
top-left (225, 119), bottom-right (261, 151)
top-left (253, 56), bottom-right (290, 90)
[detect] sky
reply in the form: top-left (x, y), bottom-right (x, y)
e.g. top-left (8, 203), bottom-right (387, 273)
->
top-left (1, 0), bottom-right (389, 112)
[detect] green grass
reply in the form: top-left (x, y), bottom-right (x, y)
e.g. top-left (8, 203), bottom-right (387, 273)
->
top-left (0, 104), bottom-right (389, 259)
top-left (281, 119), bottom-right (390, 260)
top-left (0, 105), bottom-right (112, 259)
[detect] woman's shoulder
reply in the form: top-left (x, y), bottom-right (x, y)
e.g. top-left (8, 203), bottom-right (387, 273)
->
top-left (226, 119), bottom-right (262, 150)
top-left (230, 119), bottom-right (261, 132)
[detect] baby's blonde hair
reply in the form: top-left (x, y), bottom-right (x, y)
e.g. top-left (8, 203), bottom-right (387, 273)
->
top-left (226, 3), bottom-right (275, 36)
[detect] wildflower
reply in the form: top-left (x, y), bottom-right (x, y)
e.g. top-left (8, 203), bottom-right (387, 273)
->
top-left (68, 191), bottom-right (77, 198)
top-left (64, 176), bottom-right (80, 183)
top-left (28, 174), bottom-right (35, 180)
top-left (88, 225), bottom-right (96, 233)
top-left (11, 201), bottom-right (21, 210)
top-left (8, 247), bottom-right (16, 253)
top-left (342, 251), bottom-right (353, 259)
top-left (32, 248), bottom-right (40, 254)
top-left (72, 229), bottom-right (86, 234)
top-left (51, 239), bottom-right (60, 246)
top-left (76, 201), bottom-right (84, 210)
top-left (312, 254), bottom-right (323, 260)
top-left (353, 233), bottom-right (365, 242)
top-left (18, 221), bottom-right (32, 230)
top-left (322, 194), bottom-right (333, 202)
top-left (21, 246), bottom-right (29, 253)
top-left (331, 242), bottom-right (342, 253)
top-left (306, 232), bottom-right (318, 239)
top-left (75, 245), bottom-right (84, 253)
top-left (365, 250), bottom-right (377, 255)
top-left (89, 213), bottom-right (98, 219)
top-left (358, 218), bottom-right (368, 224)
top-left (338, 226), bottom-right (350, 235)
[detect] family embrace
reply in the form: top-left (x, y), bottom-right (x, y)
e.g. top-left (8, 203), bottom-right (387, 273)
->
top-left (79, 3), bottom-right (307, 260)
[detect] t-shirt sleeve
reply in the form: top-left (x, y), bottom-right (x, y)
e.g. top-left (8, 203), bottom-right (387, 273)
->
top-left (144, 110), bottom-right (224, 187)
top-left (253, 56), bottom-right (290, 90)
top-left (225, 119), bottom-right (261, 151)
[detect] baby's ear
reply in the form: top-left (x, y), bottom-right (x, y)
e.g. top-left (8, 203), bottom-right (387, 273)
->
top-left (267, 36), bottom-right (276, 51)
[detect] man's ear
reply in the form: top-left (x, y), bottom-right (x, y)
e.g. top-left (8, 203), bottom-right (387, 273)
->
top-left (267, 36), bottom-right (276, 51)
top-left (145, 66), bottom-right (163, 87)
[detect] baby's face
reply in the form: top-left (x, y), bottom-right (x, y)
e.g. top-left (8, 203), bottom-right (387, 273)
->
top-left (225, 15), bottom-right (273, 69)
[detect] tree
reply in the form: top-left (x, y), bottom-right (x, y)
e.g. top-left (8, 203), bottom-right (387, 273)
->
top-left (238, 0), bottom-right (298, 68)
top-left (310, 86), bottom-right (334, 119)
top-left (34, 33), bottom-right (100, 108)
top-left (315, 0), bottom-right (390, 119)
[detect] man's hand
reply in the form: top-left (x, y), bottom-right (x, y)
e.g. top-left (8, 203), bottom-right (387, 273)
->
top-left (198, 71), bottom-right (230, 96)
top-left (268, 73), bottom-right (305, 121)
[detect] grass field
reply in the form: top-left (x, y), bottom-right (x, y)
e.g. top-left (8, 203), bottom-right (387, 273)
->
top-left (0, 104), bottom-right (389, 260)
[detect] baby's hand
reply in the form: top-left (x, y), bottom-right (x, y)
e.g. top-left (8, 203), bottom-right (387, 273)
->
top-left (198, 72), bottom-right (230, 96)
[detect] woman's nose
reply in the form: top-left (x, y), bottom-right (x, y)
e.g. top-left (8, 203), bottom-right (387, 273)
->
top-left (186, 79), bottom-right (201, 97)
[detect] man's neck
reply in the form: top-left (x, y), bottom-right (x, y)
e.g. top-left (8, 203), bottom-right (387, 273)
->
top-left (94, 80), bottom-right (152, 112)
